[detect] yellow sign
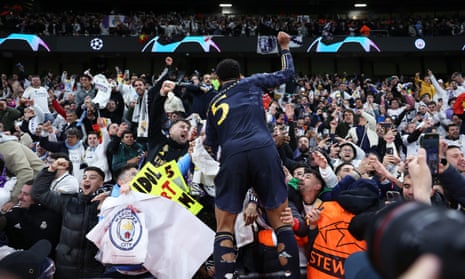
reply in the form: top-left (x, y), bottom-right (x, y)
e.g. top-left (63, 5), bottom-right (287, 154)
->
top-left (130, 161), bottom-right (203, 215)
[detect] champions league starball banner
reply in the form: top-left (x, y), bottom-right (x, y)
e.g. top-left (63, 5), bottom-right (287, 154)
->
top-left (0, 33), bottom-right (464, 54)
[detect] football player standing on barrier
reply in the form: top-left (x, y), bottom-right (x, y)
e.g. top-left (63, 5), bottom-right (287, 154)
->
top-left (205, 31), bottom-right (300, 279)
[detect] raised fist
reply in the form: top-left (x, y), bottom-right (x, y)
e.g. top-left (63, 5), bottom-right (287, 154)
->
top-left (277, 31), bottom-right (291, 50)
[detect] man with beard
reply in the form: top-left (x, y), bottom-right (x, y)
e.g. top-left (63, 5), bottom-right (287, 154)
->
top-left (444, 123), bottom-right (465, 154)
top-left (146, 80), bottom-right (191, 167)
top-left (293, 136), bottom-right (310, 165)
top-left (126, 78), bottom-right (150, 147)
top-left (445, 145), bottom-right (465, 174)
top-left (2, 181), bottom-right (61, 258)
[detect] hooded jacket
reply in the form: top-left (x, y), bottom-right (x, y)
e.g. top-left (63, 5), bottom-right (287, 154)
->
top-left (0, 137), bottom-right (44, 202)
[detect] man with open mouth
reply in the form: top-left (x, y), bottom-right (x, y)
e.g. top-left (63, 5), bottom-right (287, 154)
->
top-left (31, 158), bottom-right (107, 278)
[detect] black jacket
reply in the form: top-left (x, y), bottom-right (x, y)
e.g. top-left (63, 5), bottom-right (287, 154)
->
top-left (3, 203), bottom-right (61, 258)
top-left (146, 76), bottom-right (189, 166)
top-left (31, 168), bottom-right (104, 279)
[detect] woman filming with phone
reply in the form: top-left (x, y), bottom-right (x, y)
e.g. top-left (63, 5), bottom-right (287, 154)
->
top-left (378, 126), bottom-right (402, 179)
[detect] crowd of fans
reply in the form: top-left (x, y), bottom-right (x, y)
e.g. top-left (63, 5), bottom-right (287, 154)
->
top-left (0, 50), bottom-right (465, 278)
top-left (1, 10), bottom-right (465, 38)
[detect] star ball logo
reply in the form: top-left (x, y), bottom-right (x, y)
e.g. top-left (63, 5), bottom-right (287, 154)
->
top-left (0, 33), bottom-right (50, 51)
top-left (90, 37), bottom-right (104, 51)
top-left (141, 36), bottom-right (221, 53)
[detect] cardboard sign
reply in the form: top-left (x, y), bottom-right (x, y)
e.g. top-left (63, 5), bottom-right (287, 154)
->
top-left (130, 161), bottom-right (203, 215)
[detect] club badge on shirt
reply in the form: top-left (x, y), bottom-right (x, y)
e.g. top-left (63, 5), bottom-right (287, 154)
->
top-left (40, 221), bottom-right (47, 230)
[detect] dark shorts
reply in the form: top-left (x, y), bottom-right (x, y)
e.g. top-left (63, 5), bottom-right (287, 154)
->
top-left (214, 146), bottom-right (287, 213)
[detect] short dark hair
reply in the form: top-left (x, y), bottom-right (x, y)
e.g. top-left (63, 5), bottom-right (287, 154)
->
top-left (80, 73), bottom-right (92, 80)
top-left (447, 145), bottom-right (461, 151)
top-left (334, 162), bottom-right (354, 176)
top-left (343, 109), bottom-right (355, 117)
top-left (132, 78), bottom-right (145, 87)
top-left (84, 166), bottom-right (105, 181)
top-left (447, 123), bottom-right (458, 131)
top-left (24, 180), bottom-right (34, 186)
top-left (448, 97), bottom-right (457, 106)
top-left (216, 59), bottom-right (240, 82)
top-left (291, 162), bottom-right (308, 174)
top-left (114, 163), bottom-right (138, 181)
top-left (304, 167), bottom-right (326, 189)
top-left (297, 135), bottom-right (309, 143)
top-left (87, 130), bottom-right (99, 136)
top-left (122, 129), bottom-right (134, 138)
top-left (169, 119), bottom-right (191, 130)
top-left (339, 142), bottom-right (357, 157)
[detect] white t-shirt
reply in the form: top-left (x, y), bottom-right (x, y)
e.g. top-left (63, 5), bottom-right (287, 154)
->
top-left (50, 172), bottom-right (79, 193)
top-left (23, 86), bottom-right (50, 114)
top-left (445, 135), bottom-right (465, 155)
top-left (402, 134), bottom-right (420, 158)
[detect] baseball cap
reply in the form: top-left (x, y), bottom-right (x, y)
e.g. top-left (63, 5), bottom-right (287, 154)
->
top-left (0, 239), bottom-right (52, 279)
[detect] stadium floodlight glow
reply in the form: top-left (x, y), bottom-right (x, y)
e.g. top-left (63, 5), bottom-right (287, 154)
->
top-left (354, 3), bottom-right (367, 7)
top-left (219, 3), bottom-right (232, 7)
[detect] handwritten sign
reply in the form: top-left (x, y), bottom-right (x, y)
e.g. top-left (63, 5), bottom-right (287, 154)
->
top-left (130, 161), bottom-right (203, 215)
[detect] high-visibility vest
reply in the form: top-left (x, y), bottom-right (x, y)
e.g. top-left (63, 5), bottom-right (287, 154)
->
top-left (307, 201), bottom-right (366, 279)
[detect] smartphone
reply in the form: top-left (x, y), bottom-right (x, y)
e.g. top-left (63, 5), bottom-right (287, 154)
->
top-left (386, 191), bottom-right (402, 202)
top-left (327, 133), bottom-right (335, 145)
top-left (420, 133), bottom-right (440, 178)
top-left (380, 122), bottom-right (392, 133)
top-left (280, 125), bottom-right (290, 136)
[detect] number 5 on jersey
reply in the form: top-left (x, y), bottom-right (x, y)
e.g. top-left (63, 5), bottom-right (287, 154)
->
top-left (211, 95), bottom-right (229, 126)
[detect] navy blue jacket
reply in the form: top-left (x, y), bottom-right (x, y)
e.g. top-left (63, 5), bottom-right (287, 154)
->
top-left (206, 50), bottom-right (295, 161)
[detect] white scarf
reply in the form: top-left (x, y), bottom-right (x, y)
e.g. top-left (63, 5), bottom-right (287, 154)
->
top-left (132, 92), bottom-right (149, 138)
